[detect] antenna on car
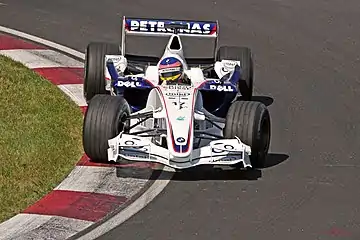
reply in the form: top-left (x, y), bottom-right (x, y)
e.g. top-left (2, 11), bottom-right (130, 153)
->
top-left (164, 22), bottom-right (188, 34)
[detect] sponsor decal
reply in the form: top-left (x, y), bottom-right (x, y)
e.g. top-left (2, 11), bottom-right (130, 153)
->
top-left (126, 19), bottom-right (216, 35)
top-left (209, 85), bottom-right (235, 92)
top-left (106, 56), bottom-right (122, 62)
top-left (165, 85), bottom-right (192, 90)
top-left (212, 143), bottom-right (235, 154)
top-left (124, 140), bottom-right (135, 145)
top-left (117, 80), bottom-right (141, 88)
top-left (128, 76), bottom-right (142, 81)
top-left (122, 141), bottom-right (149, 153)
top-left (176, 116), bottom-right (185, 121)
top-left (123, 153), bottom-right (148, 159)
top-left (165, 92), bottom-right (191, 97)
top-left (221, 67), bottom-right (229, 73)
top-left (211, 155), bottom-right (242, 162)
top-left (222, 60), bottom-right (239, 70)
top-left (212, 79), bottom-right (222, 84)
top-left (215, 60), bottom-right (240, 76)
top-left (176, 137), bottom-right (186, 143)
top-left (172, 101), bottom-right (187, 109)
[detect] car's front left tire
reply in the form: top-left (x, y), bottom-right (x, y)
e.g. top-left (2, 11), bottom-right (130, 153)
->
top-left (83, 94), bottom-right (130, 162)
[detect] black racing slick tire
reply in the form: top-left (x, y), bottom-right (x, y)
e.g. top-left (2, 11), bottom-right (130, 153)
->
top-left (223, 100), bottom-right (271, 168)
top-left (83, 42), bottom-right (120, 103)
top-left (83, 94), bottom-right (130, 163)
top-left (216, 46), bottom-right (254, 100)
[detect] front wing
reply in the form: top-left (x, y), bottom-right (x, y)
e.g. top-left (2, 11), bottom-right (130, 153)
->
top-left (107, 133), bottom-right (252, 169)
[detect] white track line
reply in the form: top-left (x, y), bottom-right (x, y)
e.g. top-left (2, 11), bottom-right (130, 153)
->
top-left (77, 166), bottom-right (174, 240)
top-left (0, 26), bottom-right (85, 60)
top-left (0, 214), bottom-right (53, 240)
top-left (58, 84), bottom-right (87, 107)
top-left (55, 166), bottom-right (149, 198)
top-left (0, 214), bottom-right (92, 240)
top-left (0, 25), bottom-right (173, 238)
top-left (0, 49), bottom-right (83, 68)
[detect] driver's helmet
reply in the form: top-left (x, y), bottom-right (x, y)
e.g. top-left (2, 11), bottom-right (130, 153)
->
top-left (158, 57), bottom-right (184, 84)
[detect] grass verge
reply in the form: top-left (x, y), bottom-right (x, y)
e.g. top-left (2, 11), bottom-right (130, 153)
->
top-left (0, 54), bottom-right (83, 222)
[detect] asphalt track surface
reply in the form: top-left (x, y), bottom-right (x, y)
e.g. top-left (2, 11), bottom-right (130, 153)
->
top-left (1, 0), bottom-right (360, 239)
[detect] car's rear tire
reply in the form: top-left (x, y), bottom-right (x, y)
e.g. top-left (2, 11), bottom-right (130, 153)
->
top-left (216, 46), bottom-right (254, 100)
top-left (223, 100), bottom-right (271, 168)
top-left (84, 42), bottom-right (120, 103)
top-left (83, 94), bottom-right (130, 163)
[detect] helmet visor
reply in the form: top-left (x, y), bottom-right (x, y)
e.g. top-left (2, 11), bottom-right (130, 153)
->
top-left (159, 67), bottom-right (182, 81)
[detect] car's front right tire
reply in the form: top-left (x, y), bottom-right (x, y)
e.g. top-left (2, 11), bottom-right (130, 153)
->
top-left (223, 100), bottom-right (271, 168)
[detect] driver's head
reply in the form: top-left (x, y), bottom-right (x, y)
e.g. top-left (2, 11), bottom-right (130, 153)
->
top-left (158, 57), bottom-right (184, 84)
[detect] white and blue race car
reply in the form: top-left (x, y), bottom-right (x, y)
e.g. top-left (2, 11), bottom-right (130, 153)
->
top-left (82, 16), bottom-right (271, 170)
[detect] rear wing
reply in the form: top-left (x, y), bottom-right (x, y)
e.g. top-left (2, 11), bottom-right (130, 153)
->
top-left (121, 16), bottom-right (219, 61)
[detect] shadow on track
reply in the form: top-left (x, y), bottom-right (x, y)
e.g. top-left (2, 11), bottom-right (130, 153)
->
top-left (116, 153), bottom-right (289, 181)
top-left (170, 166), bottom-right (263, 181)
top-left (263, 152), bottom-right (289, 168)
top-left (159, 153), bottom-right (289, 181)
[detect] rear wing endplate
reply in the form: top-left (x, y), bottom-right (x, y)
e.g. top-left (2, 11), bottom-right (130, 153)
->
top-left (121, 16), bottom-right (219, 57)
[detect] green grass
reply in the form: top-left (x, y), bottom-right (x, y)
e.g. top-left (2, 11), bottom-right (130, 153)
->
top-left (0, 54), bottom-right (83, 222)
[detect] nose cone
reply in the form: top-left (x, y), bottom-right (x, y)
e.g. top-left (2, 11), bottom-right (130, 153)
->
top-left (167, 114), bottom-right (193, 158)
top-left (158, 84), bottom-right (195, 158)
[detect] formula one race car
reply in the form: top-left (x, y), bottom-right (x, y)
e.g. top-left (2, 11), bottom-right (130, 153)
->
top-left (82, 16), bottom-right (271, 170)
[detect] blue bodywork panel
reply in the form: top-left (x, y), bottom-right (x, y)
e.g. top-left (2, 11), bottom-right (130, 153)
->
top-left (106, 61), bottom-right (242, 116)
